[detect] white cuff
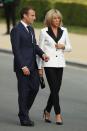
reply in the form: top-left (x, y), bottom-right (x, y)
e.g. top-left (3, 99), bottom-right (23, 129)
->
top-left (22, 66), bottom-right (27, 70)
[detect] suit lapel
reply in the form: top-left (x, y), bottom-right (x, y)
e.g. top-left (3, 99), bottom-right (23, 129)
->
top-left (18, 22), bottom-right (36, 55)
top-left (18, 22), bottom-right (30, 38)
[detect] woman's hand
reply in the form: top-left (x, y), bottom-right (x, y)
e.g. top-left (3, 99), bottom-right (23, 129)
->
top-left (55, 43), bottom-right (65, 50)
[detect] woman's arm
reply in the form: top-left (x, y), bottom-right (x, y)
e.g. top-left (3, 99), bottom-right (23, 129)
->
top-left (37, 30), bottom-right (45, 70)
top-left (64, 28), bottom-right (72, 52)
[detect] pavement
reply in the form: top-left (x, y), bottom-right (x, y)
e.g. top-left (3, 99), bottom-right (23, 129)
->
top-left (0, 53), bottom-right (87, 131)
top-left (0, 23), bottom-right (87, 68)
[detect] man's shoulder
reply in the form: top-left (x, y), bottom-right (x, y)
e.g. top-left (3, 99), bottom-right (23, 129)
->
top-left (11, 22), bottom-right (21, 32)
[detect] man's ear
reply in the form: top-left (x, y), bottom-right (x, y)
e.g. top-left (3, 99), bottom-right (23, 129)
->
top-left (23, 14), bottom-right (27, 19)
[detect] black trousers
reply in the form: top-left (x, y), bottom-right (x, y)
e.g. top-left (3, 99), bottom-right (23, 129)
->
top-left (44, 67), bottom-right (63, 115)
top-left (4, 3), bottom-right (16, 33)
top-left (16, 69), bottom-right (40, 121)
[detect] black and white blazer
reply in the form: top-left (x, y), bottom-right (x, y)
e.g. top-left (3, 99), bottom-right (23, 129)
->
top-left (37, 26), bottom-right (72, 69)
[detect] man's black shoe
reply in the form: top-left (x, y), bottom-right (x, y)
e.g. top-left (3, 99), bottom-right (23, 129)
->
top-left (20, 120), bottom-right (34, 127)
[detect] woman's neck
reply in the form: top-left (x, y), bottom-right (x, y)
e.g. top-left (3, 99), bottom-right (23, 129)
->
top-left (51, 26), bottom-right (58, 31)
top-left (51, 26), bottom-right (58, 37)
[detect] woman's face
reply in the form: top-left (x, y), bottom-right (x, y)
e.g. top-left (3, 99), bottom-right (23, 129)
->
top-left (51, 14), bottom-right (61, 28)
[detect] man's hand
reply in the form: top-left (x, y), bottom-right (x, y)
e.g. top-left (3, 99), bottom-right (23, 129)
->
top-left (42, 54), bottom-right (49, 62)
top-left (22, 66), bottom-right (30, 76)
top-left (55, 43), bottom-right (65, 50)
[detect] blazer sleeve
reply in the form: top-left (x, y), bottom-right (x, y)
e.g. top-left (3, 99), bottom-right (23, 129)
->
top-left (37, 30), bottom-right (45, 69)
top-left (64, 28), bottom-right (72, 52)
top-left (32, 28), bottom-right (44, 58)
top-left (10, 27), bottom-right (25, 69)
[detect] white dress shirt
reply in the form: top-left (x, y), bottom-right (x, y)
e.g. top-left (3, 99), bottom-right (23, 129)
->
top-left (21, 20), bottom-right (29, 32)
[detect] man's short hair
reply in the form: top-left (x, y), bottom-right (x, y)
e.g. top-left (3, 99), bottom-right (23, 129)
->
top-left (20, 6), bottom-right (35, 19)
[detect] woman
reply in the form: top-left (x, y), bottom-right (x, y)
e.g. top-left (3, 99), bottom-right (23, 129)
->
top-left (38, 9), bottom-right (72, 125)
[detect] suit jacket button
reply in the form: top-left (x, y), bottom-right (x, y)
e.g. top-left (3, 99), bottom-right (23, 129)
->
top-left (56, 55), bottom-right (58, 57)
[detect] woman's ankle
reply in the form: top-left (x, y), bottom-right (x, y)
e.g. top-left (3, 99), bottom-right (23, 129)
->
top-left (55, 114), bottom-right (62, 122)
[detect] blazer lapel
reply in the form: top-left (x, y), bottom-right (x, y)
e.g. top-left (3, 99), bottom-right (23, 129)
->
top-left (46, 27), bottom-right (63, 43)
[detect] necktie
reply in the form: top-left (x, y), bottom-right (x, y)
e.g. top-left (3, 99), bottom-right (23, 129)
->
top-left (27, 26), bottom-right (33, 43)
top-left (27, 26), bottom-right (35, 56)
top-left (27, 26), bottom-right (32, 33)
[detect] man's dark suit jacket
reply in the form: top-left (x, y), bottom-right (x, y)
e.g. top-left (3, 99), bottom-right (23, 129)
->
top-left (10, 22), bottom-right (44, 72)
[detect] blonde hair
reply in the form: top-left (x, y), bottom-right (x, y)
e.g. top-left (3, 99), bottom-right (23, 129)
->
top-left (44, 9), bottom-right (63, 27)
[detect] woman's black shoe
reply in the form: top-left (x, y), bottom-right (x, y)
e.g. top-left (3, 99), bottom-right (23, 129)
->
top-left (43, 109), bottom-right (51, 123)
top-left (45, 119), bottom-right (51, 123)
top-left (56, 121), bottom-right (63, 125)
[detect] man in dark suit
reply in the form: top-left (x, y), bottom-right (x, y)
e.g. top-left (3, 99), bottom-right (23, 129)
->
top-left (10, 6), bottom-right (49, 126)
top-left (2, 0), bottom-right (20, 34)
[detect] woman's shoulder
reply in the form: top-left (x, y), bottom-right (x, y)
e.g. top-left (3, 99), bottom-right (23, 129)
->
top-left (39, 27), bottom-right (48, 36)
top-left (60, 26), bottom-right (68, 31)
top-left (41, 27), bottom-right (48, 32)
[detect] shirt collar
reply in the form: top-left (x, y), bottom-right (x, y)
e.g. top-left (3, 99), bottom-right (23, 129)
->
top-left (21, 20), bottom-right (28, 28)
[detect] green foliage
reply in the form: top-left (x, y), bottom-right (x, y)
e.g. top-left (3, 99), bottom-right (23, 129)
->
top-left (54, 2), bottom-right (87, 27)
top-left (27, 0), bottom-right (51, 21)
top-left (0, 8), bottom-right (4, 18)
top-left (49, 0), bottom-right (87, 5)
top-left (0, 0), bottom-right (87, 27)
top-left (16, 0), bottom-right (52, 21)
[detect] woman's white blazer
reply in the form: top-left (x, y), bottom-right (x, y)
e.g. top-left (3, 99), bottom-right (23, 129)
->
top-left (37, 27), bottom-right (72, 69)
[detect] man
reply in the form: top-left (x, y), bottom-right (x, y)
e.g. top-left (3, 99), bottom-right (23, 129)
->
top-left (10, 7), bottom-right (49, 126)
top-left (2, 0), bottom-right (20, 34)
